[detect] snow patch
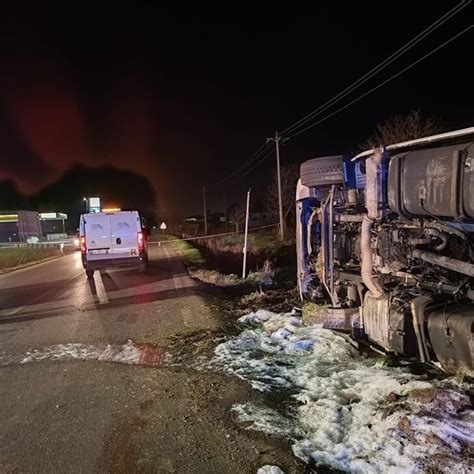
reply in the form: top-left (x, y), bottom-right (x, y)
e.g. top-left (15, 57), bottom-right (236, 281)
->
top-left (232, 403), bottom-right (298, 438)
top-left (213, 310), bottom-right (473, 473)
top-left (238, 309), bottom-right (275, 324)
top-left (1, 340), bottom-right (165, 367)
top-left (257, 465), bottom-right (285, 474)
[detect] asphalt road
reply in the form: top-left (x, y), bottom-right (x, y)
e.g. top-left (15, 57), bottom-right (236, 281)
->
top-left (0, 243), bottom-right (302, 473)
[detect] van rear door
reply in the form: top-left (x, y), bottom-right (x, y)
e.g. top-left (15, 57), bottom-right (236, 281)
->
top-left (110, 211), bottom-right (140, 258)
top-left (84, 214), bottom-right (112, 261)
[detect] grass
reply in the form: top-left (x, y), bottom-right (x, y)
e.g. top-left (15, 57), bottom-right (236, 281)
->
top-left (240, 289), bottom-right (266, 306)
top-left (169, 238), bottom-right (206, 268)
top-left (302, 302), bottom-right (330, 325)
top-left (201, 230), bottom-right (293, 256)
top-left (189, 269), bottom-right (241, 287)
top-left (0, 247), bottom-right (62, 271)
top-left (161, 234), bottom-right (274, 289)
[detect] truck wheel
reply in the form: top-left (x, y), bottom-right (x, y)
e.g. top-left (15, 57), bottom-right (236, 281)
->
top-left (139, 262), bottom-right (148, 273)
top-left (86, 269), bottom-right (94, 279)
top-left (300, 155), bottom-right (344, 187)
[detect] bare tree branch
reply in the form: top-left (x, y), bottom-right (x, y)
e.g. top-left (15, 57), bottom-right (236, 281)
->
top-left (264, 163), bottom-right (300, 227)
top-left (227, 203), bottom-right (245, 232)
top-left (360, 109), bottom-right (443, 150)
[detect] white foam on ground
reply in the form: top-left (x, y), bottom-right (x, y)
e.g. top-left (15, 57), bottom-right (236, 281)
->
top-left (19, 340), bottom-right (142, 364)
top-left (0, 340), bottom-right (162, 367)
top-left (257, 465), bottom-right (285, 474)
top-left (212, 310), bottom-right (474, 473)
top-left (232, 403), bottom-right (299, 438)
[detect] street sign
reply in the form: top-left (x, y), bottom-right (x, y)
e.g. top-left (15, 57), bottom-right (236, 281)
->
top-left (160, 222), bottom-right (167, 230)
top-left (89, 197), bottom-right (101, 213)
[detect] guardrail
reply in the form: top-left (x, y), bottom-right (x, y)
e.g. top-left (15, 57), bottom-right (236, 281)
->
top-left (0, 241), bottom-right (73, 250)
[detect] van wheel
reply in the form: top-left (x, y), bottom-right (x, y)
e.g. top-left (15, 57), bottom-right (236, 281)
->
top-left (139, 262), bottom-right (148, 273)
top-left (86, 269), bottom-right (94, 279)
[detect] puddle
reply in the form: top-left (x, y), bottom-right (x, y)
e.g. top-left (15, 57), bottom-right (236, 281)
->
top-left (0, 340), bottom-right (167, 367)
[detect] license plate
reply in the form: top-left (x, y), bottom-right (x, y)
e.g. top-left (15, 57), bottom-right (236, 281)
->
top-left (90, 249), bottom-right (109, 255)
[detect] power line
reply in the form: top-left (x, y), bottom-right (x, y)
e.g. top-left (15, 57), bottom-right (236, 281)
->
top-left (215, 134), bottom-right (287, 186)
top-left (212, 1), bottom-right (471, 189)
top-left (237, 147), bottom-right (275, 178)
top-left (286, 24), bottom-right (473, 139)
top-left (280, 0), bottom-right (470, 137)
top-left (216, 141), bottom-right (270, 185)
top-left (281, 0), bottom-right (469, 137)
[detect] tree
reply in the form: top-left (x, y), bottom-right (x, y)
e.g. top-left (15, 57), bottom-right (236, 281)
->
top-left (264, 163), bottom-right (300, 231)
top-left (227, 202), bottom-right (245, 232)
top-left (360, 109), bottom-right (443, 150)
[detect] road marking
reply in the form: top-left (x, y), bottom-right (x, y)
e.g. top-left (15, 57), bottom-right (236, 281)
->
top-left (94, 272), bottom-right (110, 304)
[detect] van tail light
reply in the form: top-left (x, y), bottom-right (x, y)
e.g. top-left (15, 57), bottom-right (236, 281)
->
top-left (138, 232), bottom-right (144, 251)
top-left (80, 236), bottom-right (86, 255)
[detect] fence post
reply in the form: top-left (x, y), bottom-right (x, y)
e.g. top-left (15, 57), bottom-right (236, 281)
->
top-left (242, 188), bottom-right (251, 279)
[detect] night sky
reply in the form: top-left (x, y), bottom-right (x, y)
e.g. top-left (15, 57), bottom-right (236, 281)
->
top-left (0, 2), bottom-right (472, 219)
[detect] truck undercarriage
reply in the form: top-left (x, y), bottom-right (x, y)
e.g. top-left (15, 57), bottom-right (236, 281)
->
top-left (296, 128), bottom-right (474, 375)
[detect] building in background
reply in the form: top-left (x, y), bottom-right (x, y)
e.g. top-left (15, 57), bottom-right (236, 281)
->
top-left (17, 211), bottom-right (43, 242)
top-left (38, 212), bottom-right (68, 239)
top-left (182, 215), bottom-right (203, 236)
top-left (0, 211), bottom-right (68, 242)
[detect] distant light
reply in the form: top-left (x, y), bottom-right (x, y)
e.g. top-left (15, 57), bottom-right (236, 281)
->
top-left (0, 214), bottom-right (18, 222)
top-left (39, 212), bottom-right (68, 220)
top-left (102, 208), bottom-right (121, 213)
top-left (89, 197), bottom-right (101, 208)
top-left (40, 212), bottom-right (57, 219)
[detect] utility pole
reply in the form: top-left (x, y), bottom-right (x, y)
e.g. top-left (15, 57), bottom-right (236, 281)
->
top-left (202, 186), bottom-right (208, 235)
top-left (242, 188), bottom-right (251, 279)
top-left (267, 131), bottom-right (287, 241)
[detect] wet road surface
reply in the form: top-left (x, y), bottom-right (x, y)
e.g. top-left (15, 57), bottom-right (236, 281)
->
top-left (0, 243), bottom-right (302, 473)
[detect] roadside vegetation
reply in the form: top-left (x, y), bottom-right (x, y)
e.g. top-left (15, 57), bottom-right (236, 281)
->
top-left (192, 230), bottom-right (296, 286)
top-left (165, 236), bottom-right (206, 268)
top-left (159, 232), bottom-right (294, 292)
top-left (0, 247), bottom-right (62, 272)
top-left (200, 230), bottom-right (293, 256)
top-left (157, 232), bottom-right (301, 335)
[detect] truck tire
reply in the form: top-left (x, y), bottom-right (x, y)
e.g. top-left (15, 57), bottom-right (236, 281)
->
top-left (139, 262), bottom-right (148, 273)
top-left (86, 269), bottom-right (94, 279)
top-left (300, 155), bottom-right (344, 187)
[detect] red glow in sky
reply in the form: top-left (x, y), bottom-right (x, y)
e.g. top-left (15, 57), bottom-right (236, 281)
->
top-left (1, 46), bottom-right (160, 198)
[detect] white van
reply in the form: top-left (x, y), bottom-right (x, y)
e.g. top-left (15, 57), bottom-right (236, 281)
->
top-left (79, 210), bottom-right (148, 278)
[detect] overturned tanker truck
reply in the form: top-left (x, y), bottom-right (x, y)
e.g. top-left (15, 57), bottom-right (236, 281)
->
top-left (296, 127), bottom-right (474, 375)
